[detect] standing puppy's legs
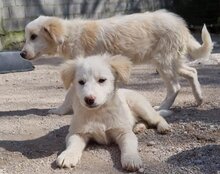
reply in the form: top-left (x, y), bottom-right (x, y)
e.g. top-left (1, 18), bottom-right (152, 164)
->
top-left (156, 67), bottom-right (181, 110)
top-left (49, 86), bottom-right (74, 115)
top-left (56, 134), bottom-right (89, 168)
top-left (178, 65), bottom-right (203, 105)
top-left (110, 129), bottom-right (142, 172)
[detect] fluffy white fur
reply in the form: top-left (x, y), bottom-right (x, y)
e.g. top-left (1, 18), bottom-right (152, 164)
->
top-left (56, 54), bottom-right (171, 171)
top-left (21, 10), bottom-right (213, 113)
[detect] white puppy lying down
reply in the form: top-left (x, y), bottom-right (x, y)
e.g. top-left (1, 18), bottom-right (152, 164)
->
top-left (56, 54), bottom-right (171, 171)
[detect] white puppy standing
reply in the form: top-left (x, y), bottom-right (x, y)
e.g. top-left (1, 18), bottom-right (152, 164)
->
top-left (20, 10), bottom-right (213, 114)
top-left (56, 54), bottom-right (170, 172)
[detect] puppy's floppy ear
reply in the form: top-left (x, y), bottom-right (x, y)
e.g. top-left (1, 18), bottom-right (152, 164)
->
top-left (43, 18), bottom-right (64, 45)
top-left (60, 60), bottom-right (76, 89)
top-left (109, 55), bottom-right (133, 83)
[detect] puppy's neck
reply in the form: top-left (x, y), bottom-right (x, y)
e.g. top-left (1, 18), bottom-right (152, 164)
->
top-left (57, 40), bottom-right (72, 59)
top-left (58, 19), bottom-right (99, 59)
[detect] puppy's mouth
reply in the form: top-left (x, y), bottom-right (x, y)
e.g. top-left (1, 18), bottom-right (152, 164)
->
top-left (32, 52), bottom-right (42, 60)
top-left (85, 104), bottom-right (100, 109)
top-left (25, 52), bottom-right (42, 60)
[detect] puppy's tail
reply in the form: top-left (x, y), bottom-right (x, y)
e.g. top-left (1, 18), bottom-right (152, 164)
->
top-left (158, 110), bottom-right (173, 117)
top-left (187, 24), bottom-right (213, 59)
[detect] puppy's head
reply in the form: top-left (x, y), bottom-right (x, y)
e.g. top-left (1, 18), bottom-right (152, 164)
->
top-left (20, 16), bottom-right (65, 60)
top-left (61, 54), bottom-right (132, 109)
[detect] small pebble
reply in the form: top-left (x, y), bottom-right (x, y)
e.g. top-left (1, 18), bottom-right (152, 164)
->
top-left (210, 125), bottom-right (215, 129)
top-left (194, 159), bottom-right (203, 165)
top-left (147, 141), bottom-right (156, 146)
top-left (176, 147), bottom-right (182, 152)
top-left (138, 167), bottom-right (145, 173)
top-left (199, 127), bottom-right (206, 130)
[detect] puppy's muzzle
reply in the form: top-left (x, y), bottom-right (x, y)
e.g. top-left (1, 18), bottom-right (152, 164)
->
top-left (20, 51), bottom-right (27, 59)
top-left (84, 96), bottom-right (96, 106)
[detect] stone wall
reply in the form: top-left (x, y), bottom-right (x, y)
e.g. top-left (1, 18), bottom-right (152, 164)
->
top-left (0, 0), bottom-right (172, 51)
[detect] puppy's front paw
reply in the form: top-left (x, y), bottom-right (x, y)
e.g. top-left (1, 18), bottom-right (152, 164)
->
top-left (48, 108), bottom-right (67, 115)
top-left (56, 150), bottom-right (81, 168)
top-left (157, 120), bottom-right (171, 134)
top-left (121, 153), bottom-right (142, 172)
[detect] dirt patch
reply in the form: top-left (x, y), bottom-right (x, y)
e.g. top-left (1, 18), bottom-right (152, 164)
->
top-left (0, 55), bottom-right (219, 174)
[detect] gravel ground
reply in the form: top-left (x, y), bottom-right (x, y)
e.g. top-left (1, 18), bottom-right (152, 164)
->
top-left (0, 54), bottom-right (219, 174)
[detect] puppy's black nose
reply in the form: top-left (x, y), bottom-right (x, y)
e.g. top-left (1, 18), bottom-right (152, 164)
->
top-left (20, 51), bottom-right (27, 58)
top-left (84, 96), bottom-right (96, 106)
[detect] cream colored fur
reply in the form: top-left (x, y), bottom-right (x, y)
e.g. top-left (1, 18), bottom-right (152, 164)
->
top-left (56, 54), bottom-right (170, 171)
top-left (21, 10), bottom-right (213, 113)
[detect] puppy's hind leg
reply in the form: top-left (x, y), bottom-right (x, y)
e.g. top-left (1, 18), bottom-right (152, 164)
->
top-left (178, 65), bottom-right (203, 106)
top-left (133, 122), bottom-right (147, 134)
top-left (126, 90), bottom-right (171, 133)
top-left (48, 86), bottom-right (73, 115)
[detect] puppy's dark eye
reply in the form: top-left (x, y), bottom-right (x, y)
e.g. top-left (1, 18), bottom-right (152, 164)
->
top-left (78, 80), bottom-right (85, 85)
top-left (30, 34), bottom-right (37, 40)
top-left (98, 78), bottom-right (106, 83)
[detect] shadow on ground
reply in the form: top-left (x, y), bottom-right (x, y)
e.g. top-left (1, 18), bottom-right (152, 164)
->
top-left (197, 65), bottom-right (220, 86)
top-left (167, 145), bottom-right (220, 174)
top-left (0, 126), bottom-right (68, 159)
top-left (32, 57), bottom-right (65, 66)
top-left (167, 106), bottom-right (220, 124)
top-left (0, 125), bottom-right (123, 171)
top-left (0, 108), bottom-right (51, 117)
